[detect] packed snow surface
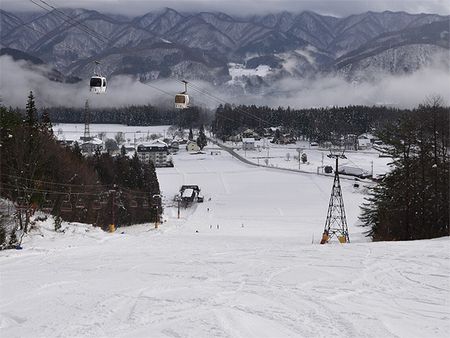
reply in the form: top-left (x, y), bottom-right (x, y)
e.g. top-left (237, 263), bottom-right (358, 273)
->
top-left (1, 144), bottom-right (449, 337)
top-left (228, 63), bottom-right (272, 84)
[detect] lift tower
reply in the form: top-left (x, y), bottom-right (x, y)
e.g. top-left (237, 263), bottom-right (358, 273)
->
top-left (321, 152), bottom-right (350, 244)
top-left (83, 99), bottom-right (91, 141)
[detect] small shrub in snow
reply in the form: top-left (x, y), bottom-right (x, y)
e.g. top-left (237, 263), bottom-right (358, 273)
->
top-left (0, 218), bottom-right (7, 248)
top-left (54, 215), bottom-right (62, 232)
top-left (301, 153), bottom-right (308, 163)
top-left (9, 228), bottom-right (18, 247)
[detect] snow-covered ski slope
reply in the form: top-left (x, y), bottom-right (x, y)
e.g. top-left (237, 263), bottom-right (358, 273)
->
top-left (158, 147), bottom-right (367, 241)
top-left (1, 147), bottom-right (449, 337)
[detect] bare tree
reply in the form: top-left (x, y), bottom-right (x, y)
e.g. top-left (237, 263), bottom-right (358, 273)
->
top-left (114, 132), bottom-right (125, 144)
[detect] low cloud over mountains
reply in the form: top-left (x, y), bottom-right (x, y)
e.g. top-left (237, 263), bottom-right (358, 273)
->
top-left (1, 7), bottom-right (449, 108)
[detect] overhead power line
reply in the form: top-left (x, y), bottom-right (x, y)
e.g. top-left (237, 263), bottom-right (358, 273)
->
top-left (30, 0), bottom-right (181, 98)
top-left (1, 174), bottom-right (162, 196)
top-left (1, 173), bottom-right (110, 188)
top-left (186, 81), bottom-right (272, 126)
top-left (29, 0), bottom-right (109, 43)
top-left (2, 10), bottom-right (48, 36)
top-left (27, 0), bottom-right (273, 123)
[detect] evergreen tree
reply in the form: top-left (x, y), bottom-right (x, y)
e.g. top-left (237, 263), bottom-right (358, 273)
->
top-left (196, 124), bottom-right (207, 150)
top-left (360, 102), bottom-right (449, 241)
top-left (40, 110), bottom-right (53, 135)
top-left (1, 95), bottom-right (162, 232)
top-left (0, 106), bottom-right (22, 129)
top-left (130, 151), bottom-right (143, 188)
top-left (0, 216), bottom-right (7, 248)
top-left (273, 129), bottom-right (281, 143)
top-left (301, 153), bottom-right (307, 163)
top-left (26, 91), bottom-right (37, 127)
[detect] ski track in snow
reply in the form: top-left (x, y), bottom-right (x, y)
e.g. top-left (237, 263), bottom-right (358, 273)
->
top-left (1, 145), bottom-right (449, 338)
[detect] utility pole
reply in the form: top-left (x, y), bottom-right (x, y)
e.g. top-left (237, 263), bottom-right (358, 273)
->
top-left (297, 148), bottom-right (303, 170)
top-left (321, 152), bottom-right (349, 244)
top-left (153, 194), bottom-right (161, 229)
top-left (266, 139), bottom-right (270, 165)
top-left (109, 189), bottom-right (116, 232)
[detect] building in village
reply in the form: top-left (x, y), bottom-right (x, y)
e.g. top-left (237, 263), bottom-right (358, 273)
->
top-left (342, 134), bottom-right (358, 150)
top-left (80, 137), bottom-right (103, 154)
top-left (242, 129), bottom-right (261, 140)
top-left (186, 140), bottom-right (200, 152)
top-left (358, 133), bottom-right (378, 149)
top-left (242, 138), bottom-right (256, 150)
top-left (137, 140), bottom-right (173, 167)
top-left (169, 141), bottom-right (180, 152)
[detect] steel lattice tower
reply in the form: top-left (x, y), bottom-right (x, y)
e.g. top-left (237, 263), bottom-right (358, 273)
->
top-left (321, 153), bottom-right (350, 244)
top-left (83, 99), bottom-right (90, 141)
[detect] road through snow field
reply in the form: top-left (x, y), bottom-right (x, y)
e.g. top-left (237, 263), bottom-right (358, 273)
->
top-left (1, 148), bottom-right (449, 337)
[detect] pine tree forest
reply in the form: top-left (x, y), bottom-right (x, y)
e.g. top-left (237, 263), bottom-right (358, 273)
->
top-left (360, 98), bottom-right (449, 240)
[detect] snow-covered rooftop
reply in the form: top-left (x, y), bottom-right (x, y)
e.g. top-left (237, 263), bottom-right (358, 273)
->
top-left (358, 133), bottom-right (377, 139)
top-left (242, 138), bottom-right (255, 143)
top-left (181, 188), bottom-right (194, 197)
top-left (82, 137), bottom-right (103, 145)
top-left (138, 140), bottom-right (168, 149)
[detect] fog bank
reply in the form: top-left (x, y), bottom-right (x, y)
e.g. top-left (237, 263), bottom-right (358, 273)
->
top-left (1, 55), bottom-right (449, 110)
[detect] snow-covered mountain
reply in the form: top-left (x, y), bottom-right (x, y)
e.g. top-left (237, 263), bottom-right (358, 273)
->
top-left (334, 19), bottom-right (450, 79)
top-left (1, 8), bottom-right (448, 89)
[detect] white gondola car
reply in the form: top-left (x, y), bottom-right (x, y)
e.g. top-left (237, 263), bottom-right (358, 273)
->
top-left (175, 80), bottom-right (189, 109)
top-left (90, 76), bottom-right (107, 94)
top-left (175, 93), bottom-right (189, 109)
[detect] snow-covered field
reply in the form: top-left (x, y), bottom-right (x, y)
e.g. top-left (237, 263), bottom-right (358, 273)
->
top-left (227, 139), bottom-right (392, 177)
top-left (1, 132), bottom-right (449, 337)
top-left (227, 63), bottom-right (272, 84)
top-left (52, 123), bottom-right (390, 178)
top-left (53, 123), bottom-right (172, 143)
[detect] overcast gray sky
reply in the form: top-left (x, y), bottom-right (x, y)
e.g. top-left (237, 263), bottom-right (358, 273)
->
top-left (2, 0), bottom-right (450, 17)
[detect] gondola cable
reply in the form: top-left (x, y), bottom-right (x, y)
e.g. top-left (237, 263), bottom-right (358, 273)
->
top-left (30, 0), bottom-right (109, 43)
top-left (186, 81), bottom-right (273, 126)
top-left (27, 0), bottom-right (272, 115)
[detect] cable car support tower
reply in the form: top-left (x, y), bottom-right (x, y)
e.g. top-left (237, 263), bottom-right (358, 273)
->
top-left (82, 99), bottom-right (91, 141)
top-left (321, 151), bottom-right (350, 244)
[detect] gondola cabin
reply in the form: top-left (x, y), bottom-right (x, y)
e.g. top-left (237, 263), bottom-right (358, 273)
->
top-left (175, 93), bottom-right (189, 109)
top-left (90, 76), bottom-right (107, 94)
top-left (175, 80), bottom-right (189, 109)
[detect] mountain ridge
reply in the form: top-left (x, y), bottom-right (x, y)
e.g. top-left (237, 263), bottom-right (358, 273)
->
top-left (1, 8), bottom-right (448, 90)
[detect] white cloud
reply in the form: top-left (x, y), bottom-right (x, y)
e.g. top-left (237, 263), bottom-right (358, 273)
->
top-left (1, 55), bottom-right (449, 110)
top-left (0, 56), bottom-right (178, 108)
top-left (261, 67), bottom-right (450, 108)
